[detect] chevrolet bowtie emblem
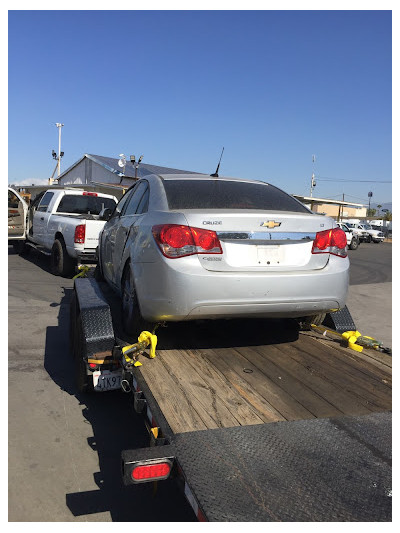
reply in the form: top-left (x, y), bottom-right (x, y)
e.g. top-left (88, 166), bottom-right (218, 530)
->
top-left (261, 221), bottom-right (281, 229)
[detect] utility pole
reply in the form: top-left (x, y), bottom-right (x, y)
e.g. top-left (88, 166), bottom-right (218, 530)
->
top-left (310, 155), bottom-right (316, 197)
top-left (56, 123), bottom-right (64, 177)
top-left (50, 123), bottom-right (65, 185)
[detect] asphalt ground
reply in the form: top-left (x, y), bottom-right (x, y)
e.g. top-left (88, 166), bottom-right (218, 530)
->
top-left (8, 242), bottom-right (392, 521)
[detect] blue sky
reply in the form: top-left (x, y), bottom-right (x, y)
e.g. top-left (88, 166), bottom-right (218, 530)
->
top-left (8, 9), bottom-right (392, 206)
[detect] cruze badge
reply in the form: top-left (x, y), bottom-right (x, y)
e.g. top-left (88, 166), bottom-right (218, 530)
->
top-left (261, 221), bottom-right (281, 228)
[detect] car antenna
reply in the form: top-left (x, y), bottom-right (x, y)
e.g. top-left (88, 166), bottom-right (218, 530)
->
top-left (210, 147), bottom-right (224, 177)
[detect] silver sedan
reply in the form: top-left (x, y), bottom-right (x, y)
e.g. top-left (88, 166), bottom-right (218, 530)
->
top-left (98, 174), bottom-right (349, 337)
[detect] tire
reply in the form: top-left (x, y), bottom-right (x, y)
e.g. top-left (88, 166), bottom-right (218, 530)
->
top-left (349, 237), bottom-right (359, 250)
top-left (94, 263), bottom-right (103, 281)
top-left (372, 239), bottom-right (381, 244)
top-left (298, 313), bottom-right (326, 331)
top-left (121, 263), bottom-right (152, 339)
top-left (366, 235), bottom-right (372, 243)
top-left (51, 238), bottom-right (75, 277)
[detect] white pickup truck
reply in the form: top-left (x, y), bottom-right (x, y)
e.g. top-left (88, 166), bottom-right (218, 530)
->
top-left (24, 188), bottom-right (117, 276)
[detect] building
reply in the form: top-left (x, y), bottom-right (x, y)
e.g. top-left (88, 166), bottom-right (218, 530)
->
top-left (293, 195), bottom-right (367, 220)
top-left (55, 153), bottom-right (200, 199)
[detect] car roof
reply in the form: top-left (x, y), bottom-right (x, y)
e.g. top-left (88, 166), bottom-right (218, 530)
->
top-left (158, 173), bottom-right (271, 186)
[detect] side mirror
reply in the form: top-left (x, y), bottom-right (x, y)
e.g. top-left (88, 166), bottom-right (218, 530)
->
top-left (100, 207), bottom-right (113, 221)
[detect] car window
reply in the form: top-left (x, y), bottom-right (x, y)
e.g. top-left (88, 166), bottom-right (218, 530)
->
top-left (56, 194), bottom-right (116, 215)
top-left (122, 181), bottom-right (148, 216)
top-left (162, 179), bottom-right (310, 212)
top-left (8, 190), bottom-right (20, 208)
top-left (136, 187), bottom-right (149, 214)
top-left (37, 191), bottom-right (54, 212)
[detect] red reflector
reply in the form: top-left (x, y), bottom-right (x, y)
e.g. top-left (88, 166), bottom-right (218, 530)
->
top-left (83, 191), bottom-right (98, 196)
top-left (74, 224), bottom-right (86, 244)
top-left (89, 363), bottom-right (97, 369)
top-left (131, 462), bottom-right (171, 481)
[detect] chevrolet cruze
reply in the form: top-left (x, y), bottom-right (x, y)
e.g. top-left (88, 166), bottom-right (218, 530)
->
top-left (98, 173), bottom-right (349, 337)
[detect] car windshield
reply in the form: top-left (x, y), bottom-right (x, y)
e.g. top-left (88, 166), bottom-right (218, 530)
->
top-left (362, 224), bottom-right (372, 230)
top-left (162, 179), bottom-right (310, 212)
top-left (56, 194), bottom-right (116, 215)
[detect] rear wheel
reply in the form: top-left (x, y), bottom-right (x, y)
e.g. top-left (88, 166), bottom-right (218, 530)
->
top-left (366, 234), bottom-right (372, 243)
top-left (51, 238), bottom-right (75, 277)
top-left (121, 263), bottom-right (152, 339)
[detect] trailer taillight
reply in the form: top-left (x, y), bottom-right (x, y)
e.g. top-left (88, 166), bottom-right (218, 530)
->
top-left (312, 227), bottom-right (347, 258)
top-left (74, 224), bottom-right (86, 244)
top-left (131, 460), bottom-right (172, 482)
top-left (152, 224), bottom-right (222, 258)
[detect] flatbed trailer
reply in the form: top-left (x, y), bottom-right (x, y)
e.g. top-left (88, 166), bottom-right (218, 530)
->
top-left (70, 277), bottom-right (392, 521)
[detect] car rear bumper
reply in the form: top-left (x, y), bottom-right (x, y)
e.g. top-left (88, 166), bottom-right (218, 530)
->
top-left (133, 254), bottom-right (349, 322)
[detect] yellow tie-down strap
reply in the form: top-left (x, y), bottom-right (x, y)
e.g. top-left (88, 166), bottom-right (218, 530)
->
top-left (311, 324), bottom-right (388, 353)
top-left (122, 331), bottom-right (158, 367)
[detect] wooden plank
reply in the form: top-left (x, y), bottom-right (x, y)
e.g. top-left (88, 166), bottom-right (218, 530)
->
top-left (156, 349), bottom-right (263, 430)
top-left (253, 343), bottom-right (375, 416)
top-left (199, 347), bottom-right (315, 421)
top-left (297, 336), bottom-right (392, 395)
top-left (278, 341), bottom-right (390, 412)
top-left (173, 348), bottom-right (266, 426)
top-left (190, 349), bottom-right (285, 424)
top-left (138, 353), bottom-right (210, 434)
top-left (235, 345), bottom-right (343, 419)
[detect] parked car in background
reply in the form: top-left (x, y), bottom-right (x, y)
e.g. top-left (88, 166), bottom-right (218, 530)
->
top-left (358, 223), bottom-right (385, 243)
top-left (343, 222), bottom-right (370, 242)
top-left (8, 187), bottom-right (28, 252)
top-left (19, 188), bottom-right (118, 276)
top-left (337, 222), bottom-right (359, 250)
top-left (98, 174), bottom-right (349, 337)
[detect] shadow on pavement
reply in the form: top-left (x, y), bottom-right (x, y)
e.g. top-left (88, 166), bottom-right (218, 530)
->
top-left (43, 287), bottom-right (196, 521)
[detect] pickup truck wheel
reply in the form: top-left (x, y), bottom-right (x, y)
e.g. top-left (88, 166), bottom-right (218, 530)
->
top-left (372, 239), bottom-right (381, 243)
top-left (298, 313), bottom-right (326, 331)
top-left (349, 237), bottom-right (359, 250)
top-left (51, 238), bottom-right (75, 277)
top-left (366, 235), bottom-right (372, 243)
top-left (121, 264), bottom-right (152, 339)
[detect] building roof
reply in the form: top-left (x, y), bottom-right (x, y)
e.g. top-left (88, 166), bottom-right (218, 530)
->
top-left (57, 153), bottom-right (201, 181)
top-left (293, 194), bottom-right (366, 208)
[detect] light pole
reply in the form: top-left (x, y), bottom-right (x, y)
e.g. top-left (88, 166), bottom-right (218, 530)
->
top-left (310, 155), bottom-right (317, 197)
top-left (368, 191), bottom-right (373, 213)
top-left (55, 123), bottom-right (64, 177)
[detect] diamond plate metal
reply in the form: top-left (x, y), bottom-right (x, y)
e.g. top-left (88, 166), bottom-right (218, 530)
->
top-left (326, 306), bottom-right (357, 333)
top-left (173, 412), bottom-right (391, 521)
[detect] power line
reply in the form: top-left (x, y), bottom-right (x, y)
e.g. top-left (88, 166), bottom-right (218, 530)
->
top-left (316, 177), bottom-right (391, 183)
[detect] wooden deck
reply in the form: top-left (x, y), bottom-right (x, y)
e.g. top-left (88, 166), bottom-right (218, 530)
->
top-left (137, 324), bottom-right (392, 435)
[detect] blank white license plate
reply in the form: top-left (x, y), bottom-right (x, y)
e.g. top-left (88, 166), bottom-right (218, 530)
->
top-left (93, 370), bottom-right (122, 392)
top-left (257, 245), bottom-right (281, 265)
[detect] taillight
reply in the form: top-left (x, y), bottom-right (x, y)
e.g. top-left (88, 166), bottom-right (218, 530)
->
top-left (312, 227), bottom-right (347, 258)
top-left (131, 460), bottom-right (172, 482)
top-left (83, 191), bottom-right (98, 196)
top-left (74, 224), bottom-right (86, 244)
top-left (152, 224), bottom-right (222, 258)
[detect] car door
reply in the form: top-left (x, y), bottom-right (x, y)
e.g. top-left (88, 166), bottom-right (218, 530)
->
top-left (33, 191), bottom-right (55, 245)
top-left (101, 187), bottom-right (136, 286)
top-left (111, 181), bottom-right (149, 285)
top-left (8, 189), bottom-right (27, 239)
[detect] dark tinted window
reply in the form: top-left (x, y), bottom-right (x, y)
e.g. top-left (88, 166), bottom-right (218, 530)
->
top-left (37, 191), bottom-right (55, 212)
top-left (163, 179), bottom-right (310, 213)
top-left (56, 194), bottom-right (116, 215)
top-left (123, 182), bottom-right (148, 216)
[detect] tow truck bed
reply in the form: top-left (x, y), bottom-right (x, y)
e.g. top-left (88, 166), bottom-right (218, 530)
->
top-left (73, 278), bottom-right (392, 521)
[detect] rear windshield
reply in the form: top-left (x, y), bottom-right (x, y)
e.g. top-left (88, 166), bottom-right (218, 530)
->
top-left (163, 179), bottom-right (310, 213)
top-left (56, 194), bottom-right (116, 215)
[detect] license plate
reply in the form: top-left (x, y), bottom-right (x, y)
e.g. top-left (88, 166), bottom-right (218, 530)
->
top-left (257, 245), bottom-right (281, 265)
top-left (93, 370), bottom-right (122, 392)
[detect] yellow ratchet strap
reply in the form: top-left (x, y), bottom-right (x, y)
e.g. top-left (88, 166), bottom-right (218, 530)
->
top-left (341, 330), bottom-right (364, 352)
top-left (122, 331), bottom-right (158, 367)
top-left (73, 265), bottom-right (90, 279)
